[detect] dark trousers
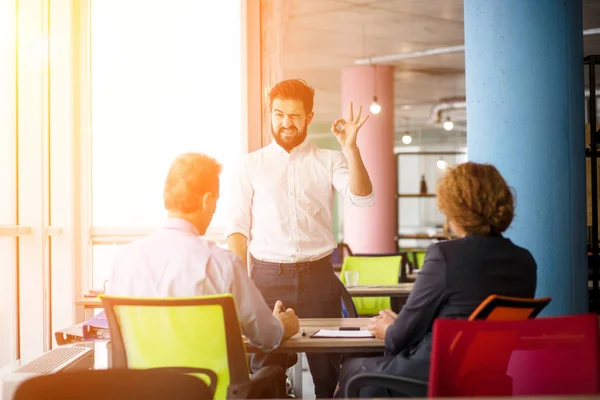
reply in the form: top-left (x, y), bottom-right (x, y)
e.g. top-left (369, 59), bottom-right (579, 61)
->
top-left (335, 352), bottom-right (431, 398)
top-left (250, 255), bottom-right (342, 398)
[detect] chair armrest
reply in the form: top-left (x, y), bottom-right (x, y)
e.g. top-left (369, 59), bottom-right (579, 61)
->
top-left (345, 372), bottom-right (428, 398)
top-left (148, 367), bottom-right (218, 396)
top-left (229, 365), bottom-right (288, 399)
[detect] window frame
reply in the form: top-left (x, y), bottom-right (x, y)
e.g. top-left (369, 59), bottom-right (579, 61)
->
top-left (14, 0), bottom-right (51, 361)
top-left (77, 0), bottom-right (263, 311)
top-left (0, 0), bottom-right (19, 366)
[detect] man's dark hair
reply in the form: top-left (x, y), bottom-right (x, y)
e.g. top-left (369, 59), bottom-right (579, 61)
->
top-left (268, 79), bottom-right (315, 114)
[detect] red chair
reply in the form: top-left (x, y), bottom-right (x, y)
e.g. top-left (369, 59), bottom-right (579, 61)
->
top-left (430, 313), bottom-right (600, 396)
top-left (346, 313), bottom-right (599, 397)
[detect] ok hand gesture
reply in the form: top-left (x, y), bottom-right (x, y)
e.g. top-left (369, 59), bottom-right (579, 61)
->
top-left (330, 102), bottom-right (370, 150)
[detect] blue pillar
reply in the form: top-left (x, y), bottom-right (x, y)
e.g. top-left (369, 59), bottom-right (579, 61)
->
top-left (464, 0), bottom-right (587, 315)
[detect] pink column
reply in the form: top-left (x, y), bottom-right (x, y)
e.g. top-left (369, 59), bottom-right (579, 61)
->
top-left (342, 65), bottom-right (396, 254)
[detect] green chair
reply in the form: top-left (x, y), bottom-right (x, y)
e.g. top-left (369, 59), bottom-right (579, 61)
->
top-left (100, 294), bottom-right (249, 400)
top-left (340, 255), bottom-right (403, 315)
top-left (413, 250), bottom-right (426, 269)
top-left (399, 248), bottom-right (414, 268)
top-left (398, 249), bottom-right (424, 273)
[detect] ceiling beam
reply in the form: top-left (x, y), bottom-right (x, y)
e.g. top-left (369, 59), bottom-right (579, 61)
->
top-left (355, 28), bottom-right (600, 64)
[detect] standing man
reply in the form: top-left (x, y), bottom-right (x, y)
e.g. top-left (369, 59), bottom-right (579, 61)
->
top-left (226, 79), bottom-right (374, 398)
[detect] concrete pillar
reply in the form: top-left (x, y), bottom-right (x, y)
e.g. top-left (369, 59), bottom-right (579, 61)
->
top-left (342, 65), bottom-right (396, 254)
top-left (464, 0), bottom-right (587, 315)
top-left (260, 0), bottom-right (292, 146)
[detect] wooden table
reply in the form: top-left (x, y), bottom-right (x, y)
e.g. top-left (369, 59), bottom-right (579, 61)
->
top-left (75, 284), bottom-right (415, 323)
top-left (75, 296), bottom-right (103, 322)
top-left (76, 296), bottom-right (102, 308)
top-left (63, 312), bottom-right (384, 355)
top-left (75, 284), bottom-right (415, 311)
top-left (245, 318), bottom-right (382, 354)
top-left (346, 283), bottom-right (413, 298)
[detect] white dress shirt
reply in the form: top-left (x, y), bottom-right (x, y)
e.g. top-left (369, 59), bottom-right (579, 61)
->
top-left (105, 218), bottom-right (283, 351)
top-left (225, 138), bottom-right (375, 263)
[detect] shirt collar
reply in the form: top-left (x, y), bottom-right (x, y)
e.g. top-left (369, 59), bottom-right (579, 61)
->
top-left (269, 136), bottom-right (312, 155)
top-left (164, 217), bottom-right (200, 236)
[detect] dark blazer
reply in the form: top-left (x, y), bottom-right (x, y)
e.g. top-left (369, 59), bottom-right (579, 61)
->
top-left (340, 233), bottom-right (537, 392)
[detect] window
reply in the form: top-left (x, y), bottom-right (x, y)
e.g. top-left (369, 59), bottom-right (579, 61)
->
top-left (0, 0), bottom-right (260, 361)
top-left (0, 0), bottom-right (18, 366)
top-left (90, 0), bottom-right (246, 287)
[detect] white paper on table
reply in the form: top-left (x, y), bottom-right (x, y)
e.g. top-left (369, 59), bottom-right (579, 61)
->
top-left (311, 329), bottom-right (374, 338)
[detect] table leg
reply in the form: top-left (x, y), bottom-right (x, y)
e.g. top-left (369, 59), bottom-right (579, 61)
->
top-left (84, 307), bottom-right (95, 321)
top-left (291, 352), bottom-right (303, 398)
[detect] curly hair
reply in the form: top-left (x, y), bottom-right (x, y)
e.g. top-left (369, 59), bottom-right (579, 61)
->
top-left (268, 79), bottom-right (315, 114)
top-left (436, 162), bottom-right (515, 235)
top-left (163, 153), bottom-right (222, 214)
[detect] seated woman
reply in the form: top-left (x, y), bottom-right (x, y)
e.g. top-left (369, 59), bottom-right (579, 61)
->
top-left (336, 162), bottom-right (537, 398)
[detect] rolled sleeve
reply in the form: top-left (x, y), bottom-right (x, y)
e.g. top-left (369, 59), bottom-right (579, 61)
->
top-left (331, 151), bottom-right (375, 207)
top-left (224, 158), bottom-right (253, 240)
top-left (228, 256), bottom-right (283, 351)
top-left (348, 190), bottom-right (375, 207)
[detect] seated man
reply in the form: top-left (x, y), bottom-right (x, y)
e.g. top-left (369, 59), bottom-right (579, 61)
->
top-left (105, 153), bottom-right (299, 374)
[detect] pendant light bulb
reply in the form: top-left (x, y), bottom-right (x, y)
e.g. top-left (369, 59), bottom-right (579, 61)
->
top-left (401, 132), bottom-right (412, 145)
top-left (443, 116), bottom-right (454, 131)
top-left (370, 96), bottom-right (381, 114)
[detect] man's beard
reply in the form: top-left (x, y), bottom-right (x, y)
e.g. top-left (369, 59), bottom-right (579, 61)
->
top-left (272, 126), bottom-right (307, 151)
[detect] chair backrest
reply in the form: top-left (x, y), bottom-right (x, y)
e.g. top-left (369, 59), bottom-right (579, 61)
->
top-left (413, 250), bottom-right (426, 269)
top-left (13, 368), bottom-right (214, 400)
top-left (428, 314), bottom-right (600, 397)
top-left (469, 295), bottom-right (552, 321)
top-left (340, 255), bottom-right (402, 315)
top-left (337, 277), bottom-right (358, 318)
top-left (353, 252), bottom-right (411, 282)
top-left (332, 242), bottom-right (353, 264)
top-left (100, 294), bottom-right (249, 400)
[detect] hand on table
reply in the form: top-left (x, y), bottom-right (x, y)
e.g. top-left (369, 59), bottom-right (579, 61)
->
top-left (368, 309), bottom-right (397, 339)
top-left (273, 300), bottom-right (300, 340)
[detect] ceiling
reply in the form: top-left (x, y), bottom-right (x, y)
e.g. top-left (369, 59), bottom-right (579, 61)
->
top-left (274, 0), bottom-right (600, 147)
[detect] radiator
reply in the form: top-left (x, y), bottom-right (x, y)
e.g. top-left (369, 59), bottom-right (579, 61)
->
top-left (1, 346), bottom-right (94, 400)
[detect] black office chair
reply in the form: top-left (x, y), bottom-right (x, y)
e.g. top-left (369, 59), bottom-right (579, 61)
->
top-left (13, 367), bottom-right (216, 400)
top-left (338, 278), bottom-right (359, 318)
